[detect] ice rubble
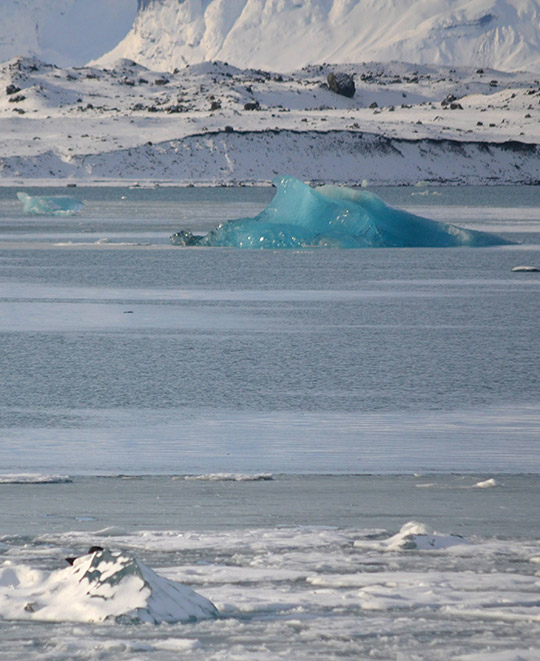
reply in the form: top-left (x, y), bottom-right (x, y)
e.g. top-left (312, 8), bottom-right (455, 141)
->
top-left (17, 192), bottom-right (83, 216)
top-left (354, 521), bottom-right (468, 551)
top-left (0, 548), bottom-right (218, 623)
top-left (382, 521), bottom-right (467, 551)
top-left (170, 176), bottom-right (512, 249)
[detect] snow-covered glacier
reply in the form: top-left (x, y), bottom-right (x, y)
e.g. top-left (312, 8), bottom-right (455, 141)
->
top-left (0, 548), bottom-right (218, 624)
top-left (170, 176), bottom-right (513, 249)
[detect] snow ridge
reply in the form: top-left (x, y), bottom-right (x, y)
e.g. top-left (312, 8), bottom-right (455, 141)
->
top-left (97, 0), bottom-right (540, 73)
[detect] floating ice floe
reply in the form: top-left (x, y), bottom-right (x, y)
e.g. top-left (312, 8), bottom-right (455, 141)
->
top-left (182, 473), bottom-right (274, 481)
top-left (0, 549), bottom-right (218, 623)
top-left (474, 478), bottom-right (499, 488)
top-left (354, 521), bottom-right (468, 551)
top-left (511, 265), bottom-right (539, 272)
top-left (170, 176), bottom-right (513, 249)
top-left (0, 473), bottom-right (72, 484)
top-left (17, 192), bottom-right (84, 216)
top-left (384, 521), bottom-right (468, 551)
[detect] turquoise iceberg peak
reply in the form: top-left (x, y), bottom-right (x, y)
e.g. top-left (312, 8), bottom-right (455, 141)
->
top-left (170, 176), bottom-right (513, 249)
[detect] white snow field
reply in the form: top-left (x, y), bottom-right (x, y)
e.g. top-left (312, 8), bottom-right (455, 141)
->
top-left (1, 1), bottom-right (540, 186)
top-left (1, 56), bottom-right (539, 185)
top-left (0, 0), bottom-right (137, 67)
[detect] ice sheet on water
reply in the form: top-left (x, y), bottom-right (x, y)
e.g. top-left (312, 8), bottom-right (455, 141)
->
top-left (170, 176), bottom-right (513, 249)
top-left (0, 548), bottom-right (217, 624)
top-left (17, 192), bottom-right (83, 216)
top-left (474, 478), bottom-right (499, 488)
top-left (0, 473), bottom-right (72, 484)
top-left (182, 473), bottom-right (274, 481)
top-left (5, 519), bottom-right (540, 658)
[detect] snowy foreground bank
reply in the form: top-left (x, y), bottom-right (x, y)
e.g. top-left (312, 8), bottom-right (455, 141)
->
top-left (1, 57), bottom-right (539, 186)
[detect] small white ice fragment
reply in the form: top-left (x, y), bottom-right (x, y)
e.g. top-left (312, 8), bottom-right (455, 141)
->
top-left (511, 265), bottom-right (539, 272)
top-left (381, 521), bottom-right (467, 551)
top-left (474, 478), bottom-right (499, 488)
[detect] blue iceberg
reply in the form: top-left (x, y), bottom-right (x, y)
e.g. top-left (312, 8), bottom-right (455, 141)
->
top-left (170, 176), bottom-right (512, 249)
top-left (17, 192), bottom-right (84, 217)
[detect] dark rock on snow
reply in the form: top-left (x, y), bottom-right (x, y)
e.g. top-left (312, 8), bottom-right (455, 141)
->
top-left (327, 72), bottom-right (355, 98)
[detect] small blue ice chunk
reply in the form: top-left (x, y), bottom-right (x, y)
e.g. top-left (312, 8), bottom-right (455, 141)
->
top-left (17, 192), bottom-right (84, 216)
top-left (170, 176), bottom-right (513, 249)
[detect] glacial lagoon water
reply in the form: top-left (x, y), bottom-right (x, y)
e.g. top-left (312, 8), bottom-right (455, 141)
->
top-left (0, 184), bottom-right (539, 659)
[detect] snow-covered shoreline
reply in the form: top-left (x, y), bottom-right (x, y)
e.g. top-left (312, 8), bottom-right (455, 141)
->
top-left (2, 129), bottom-right (539, 187)
top-left (1, 56), bottom-right (539, 187)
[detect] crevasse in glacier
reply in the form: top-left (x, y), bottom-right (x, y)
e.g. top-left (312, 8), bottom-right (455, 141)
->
top-left (17, 192), bottom-right (84, 216)
top-left (170, 176), bottom-right (512, 249)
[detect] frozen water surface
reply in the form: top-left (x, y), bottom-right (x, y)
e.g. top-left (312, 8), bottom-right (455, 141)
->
top-left (0, 185), bottom-right (539, 658)
top-left (1, 475), bottom-right (540, 660)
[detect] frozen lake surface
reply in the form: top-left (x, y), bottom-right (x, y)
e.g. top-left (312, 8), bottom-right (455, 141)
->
top-left (0, 185), bottom-right (539, 658)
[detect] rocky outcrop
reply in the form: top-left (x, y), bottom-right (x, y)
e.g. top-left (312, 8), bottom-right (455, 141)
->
top-left (327, 72), bottom-right (355, 98)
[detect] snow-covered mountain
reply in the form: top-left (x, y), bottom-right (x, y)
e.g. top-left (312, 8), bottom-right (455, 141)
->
top-left (0, 0), bottom-right (137, 67)
top-left (96, 0), bottom-right (540, 73)
top-left (1, 1), bottom-right (539, 186)
top-left (1, 0), bottom-right (540, 72)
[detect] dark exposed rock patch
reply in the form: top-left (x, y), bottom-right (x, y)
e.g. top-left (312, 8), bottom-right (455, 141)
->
top-left (327, 72), bottom-right (355, 98)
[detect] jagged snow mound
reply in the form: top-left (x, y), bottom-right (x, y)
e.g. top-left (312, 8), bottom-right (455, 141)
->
top-left (383, 521), bottom-right (468, 551)
top-left (170, 176), bottom-right (512, 249)
top-left (0, 549), bottom-right (218, 623)
top-left (96, 0), bottom-right (540, 72)
top-left (17, 192), bottom-right (83, 216)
